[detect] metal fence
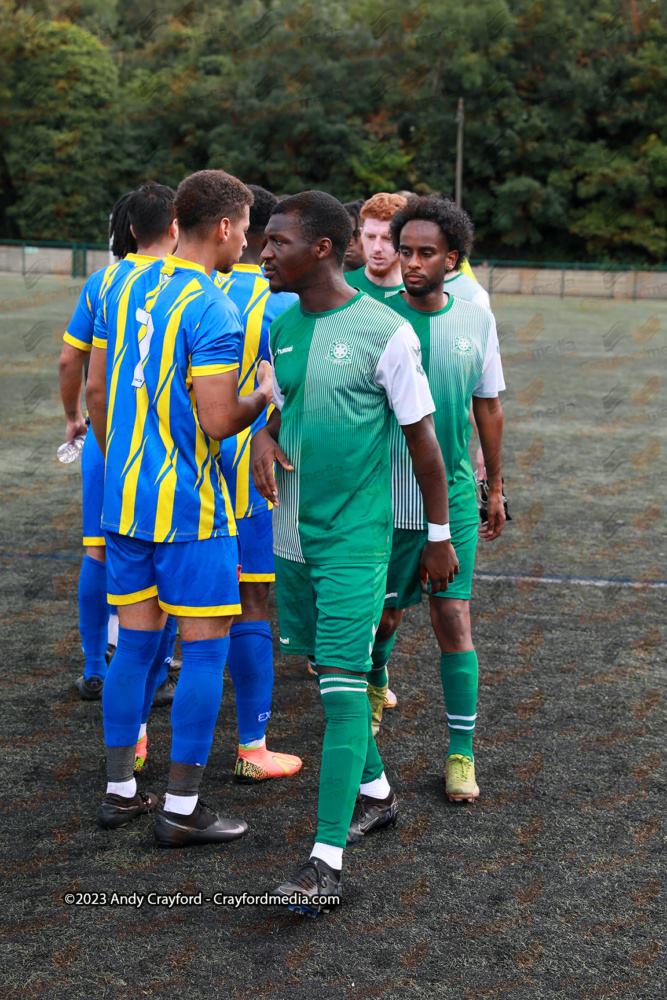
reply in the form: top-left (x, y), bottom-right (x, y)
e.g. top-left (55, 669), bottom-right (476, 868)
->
top-left (0, 240), bottom-right (110, 280)
top-left (1, 240), bottom-right (667, 300)
top-left (469, 259), bottom-right (667, 302)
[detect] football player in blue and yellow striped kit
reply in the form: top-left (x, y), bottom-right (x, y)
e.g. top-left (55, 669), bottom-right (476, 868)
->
top-left (87, 171), bottom-right (274, 845)
top-left (212, 185), bottom-right (301, 783)
top-left (58, 185), bottom-right (178, 703)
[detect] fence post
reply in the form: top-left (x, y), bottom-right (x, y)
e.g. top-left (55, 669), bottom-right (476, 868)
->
top-left (560, 264), bottom-right (565, 298)
top-left (82, 244), bottom-right (87, 279)
top-left (632, 268), bottom-right (638, 302)
top-left (489, 263), bottom-right (494, 297)
top-left (71, 244), bottom-right (76, 279)
top-left (22, 242), bottom-right (25, 277)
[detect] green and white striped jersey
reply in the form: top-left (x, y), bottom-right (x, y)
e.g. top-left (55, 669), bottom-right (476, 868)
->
top-left (387, 293), bottom-right (505, 530)
top-left (444, 271), bottom-right (491, 311)
top-left (270, 290), bottom-right (434, 565)
top-left (345, 266), bottom-right (404, 302)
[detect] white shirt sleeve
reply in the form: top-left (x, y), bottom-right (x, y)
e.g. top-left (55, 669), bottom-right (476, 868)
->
top-left (269, 344), bottom-right (285, 411)
top-left (472, 315), bottom-right (506, 397)
top-left (472, 286), bottom-right (492, 312)
top-left (374, 321), bottom-right (435, 425)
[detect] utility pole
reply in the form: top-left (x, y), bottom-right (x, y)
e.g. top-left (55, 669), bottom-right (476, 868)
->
top-left (455, 97), bottom-right (464, 208)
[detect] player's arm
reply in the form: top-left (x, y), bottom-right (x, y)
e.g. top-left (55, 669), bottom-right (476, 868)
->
top-left (58, 343), bottom-right (88, 442)
top-left (401, 416), bottom-right (459, 591)
top-left (471, 314), bottom-right (506, 541)
top-left (250, 350), bottom-right (294, 505)
top-left (250, 408), bottom-right (294, 507)
top-left (376, 321), bottom-right (458, 591)
top-left (86, 345), bottom-right (107, 455)
top-left (192, 360), bottom-right (273, 441)
top-left (190, 297), bottom-right (274, 441)
top-left (472, 395), bottom-right (505, 541)
top-left (58, 280), bottom-right (96, 442)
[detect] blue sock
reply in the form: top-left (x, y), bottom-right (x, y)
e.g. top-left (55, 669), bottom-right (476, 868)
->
top-left (78, 555), bottom-right (110, 680)
top-left (140, 616), bottom-right (177, 724)
top-left (102, 627), bottom-right (164, 746)
top-left (171, 636), bottom-right (229, 765)
top-left (227, 621), bottom-right (274, 745)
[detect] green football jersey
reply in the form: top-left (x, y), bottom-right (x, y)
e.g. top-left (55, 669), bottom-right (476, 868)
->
top-left (387, 293), bottom-right (505, 529)
top-left (270, 291), bottom-right (434, 565)
top-left (444, 271), bottom-right (492, 311)
top-left (345, 266), bottom-right (404, 302)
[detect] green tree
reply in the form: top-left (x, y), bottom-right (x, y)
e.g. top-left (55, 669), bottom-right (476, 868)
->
top-left (2, 12), bottom-right (119, 241)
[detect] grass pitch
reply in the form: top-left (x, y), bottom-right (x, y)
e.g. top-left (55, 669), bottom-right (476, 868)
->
top-left (0, 274), bottom-right (664, 999)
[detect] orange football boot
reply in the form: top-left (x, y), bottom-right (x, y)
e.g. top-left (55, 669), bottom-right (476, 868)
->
top-left (134, 733), bottom-right (147, 773)
top-left (234, 744), bottom-right (302, 783)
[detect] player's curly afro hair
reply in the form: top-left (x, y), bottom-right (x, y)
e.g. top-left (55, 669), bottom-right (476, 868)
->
top-left (175, 170), bottom-right (253, 238)
top-left (270, 191), bottom-right (353, 267)
top-left (246, 184), bottom-right (278, 234)
top-left (389, 195), bottom-right (475, 259)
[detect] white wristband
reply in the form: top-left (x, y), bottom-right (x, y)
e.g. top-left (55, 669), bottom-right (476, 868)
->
top-left (428, 522), bottom-right (451, 542)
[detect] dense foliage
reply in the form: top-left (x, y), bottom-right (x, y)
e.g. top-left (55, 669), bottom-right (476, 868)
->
top-left (1, 0), bottom-right (666, 262)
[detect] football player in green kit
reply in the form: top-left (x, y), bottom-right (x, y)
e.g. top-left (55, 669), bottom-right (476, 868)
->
top-left (344, 192), bottom-right (407, 301)
top-left (251, 191), bottom-right (458, 914)
top-left (371, 195), bottom-right (507, 803)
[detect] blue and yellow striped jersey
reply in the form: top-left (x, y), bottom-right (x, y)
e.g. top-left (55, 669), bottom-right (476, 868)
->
top-left (93, 254), bottom-right (243, 543)
top-left (211, 263), bottom-right (297, 519)
top-left (63, 254), bottom-right (156, 352)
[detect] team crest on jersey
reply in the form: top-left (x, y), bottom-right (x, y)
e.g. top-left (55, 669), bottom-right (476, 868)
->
top-left (327, 338), bottom-right (353, 364)
top-left (453, 335), bottom-right (473, 355)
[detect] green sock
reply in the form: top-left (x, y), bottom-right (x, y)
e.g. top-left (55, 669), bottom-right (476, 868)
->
top-left (361, 695), bottom-right (384, 784)
top-left (369, 633), bottom-right (396, 687)
top-left (440, 650), bottom-right (478, 759)
top-left (316, 675), bottom-right (369, 848)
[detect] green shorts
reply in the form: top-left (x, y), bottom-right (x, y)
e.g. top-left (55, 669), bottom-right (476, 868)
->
top-left (274, 557), bottom-right (387, 672)
top-left (384, 520), bottom-right (479, 608)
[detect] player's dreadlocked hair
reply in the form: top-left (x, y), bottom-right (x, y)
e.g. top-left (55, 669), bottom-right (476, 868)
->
top-left (246, 184), bottom-right (277, 234)
top-left (127, 182), bottom-right (176, 246)
top-left (343, 198), bottom-right (364, 237)
top-left (109, 192), bottom-right (137, 259)
top-left (389, 195), bottom-right (475, 259)
top-left (175, 170), bottom-right (253, 238)
top-left (271, 191), bottom-right (353, 267)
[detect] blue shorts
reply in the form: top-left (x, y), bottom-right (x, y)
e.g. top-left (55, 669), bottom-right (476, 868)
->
top-left (237, 510), bottom-right (275, 583)
top-left (105, 531), bottom-right (242, 617)
top-left (82, 431), bottom-right (105, 547)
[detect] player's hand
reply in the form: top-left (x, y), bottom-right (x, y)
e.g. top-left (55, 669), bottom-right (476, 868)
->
top-left (257, 360), bottom-right (274, 406)
top-left (250, 426), bottom-right (294, 506)
top-left (480, 491), bottom-right (506, 541)
top-left (420, 540), bottom-right (459, 594)
top-left (65, 417), bottom-right (87, 443)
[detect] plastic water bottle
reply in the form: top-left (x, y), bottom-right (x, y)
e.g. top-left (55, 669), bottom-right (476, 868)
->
top-left (56, 433), bottom-right (86, 464)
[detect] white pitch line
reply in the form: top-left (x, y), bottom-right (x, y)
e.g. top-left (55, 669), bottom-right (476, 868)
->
top-left (472, 572), bottom-right (667, 590)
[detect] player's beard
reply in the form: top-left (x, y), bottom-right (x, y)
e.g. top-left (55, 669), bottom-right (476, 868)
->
top-left (405, 273), bottom-right (446, 297)
top-left (366, 257), bottom-right (397, 279)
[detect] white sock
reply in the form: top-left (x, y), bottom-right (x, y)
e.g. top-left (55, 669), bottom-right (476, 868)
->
top-left (240, 737), bottom-right (265, 749)
top-left (164, 792), bottom-right (198, 815)
top-left (137, 723), bottom-right (147, 740)
top-left (360, 771), bottom-right (391, 800)
top-left (310, 842), bottom-right (343, 871)
top-left (107, 613), bottom-right (119, 647)
top-left (107, 778), bottom-right (136, 797)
